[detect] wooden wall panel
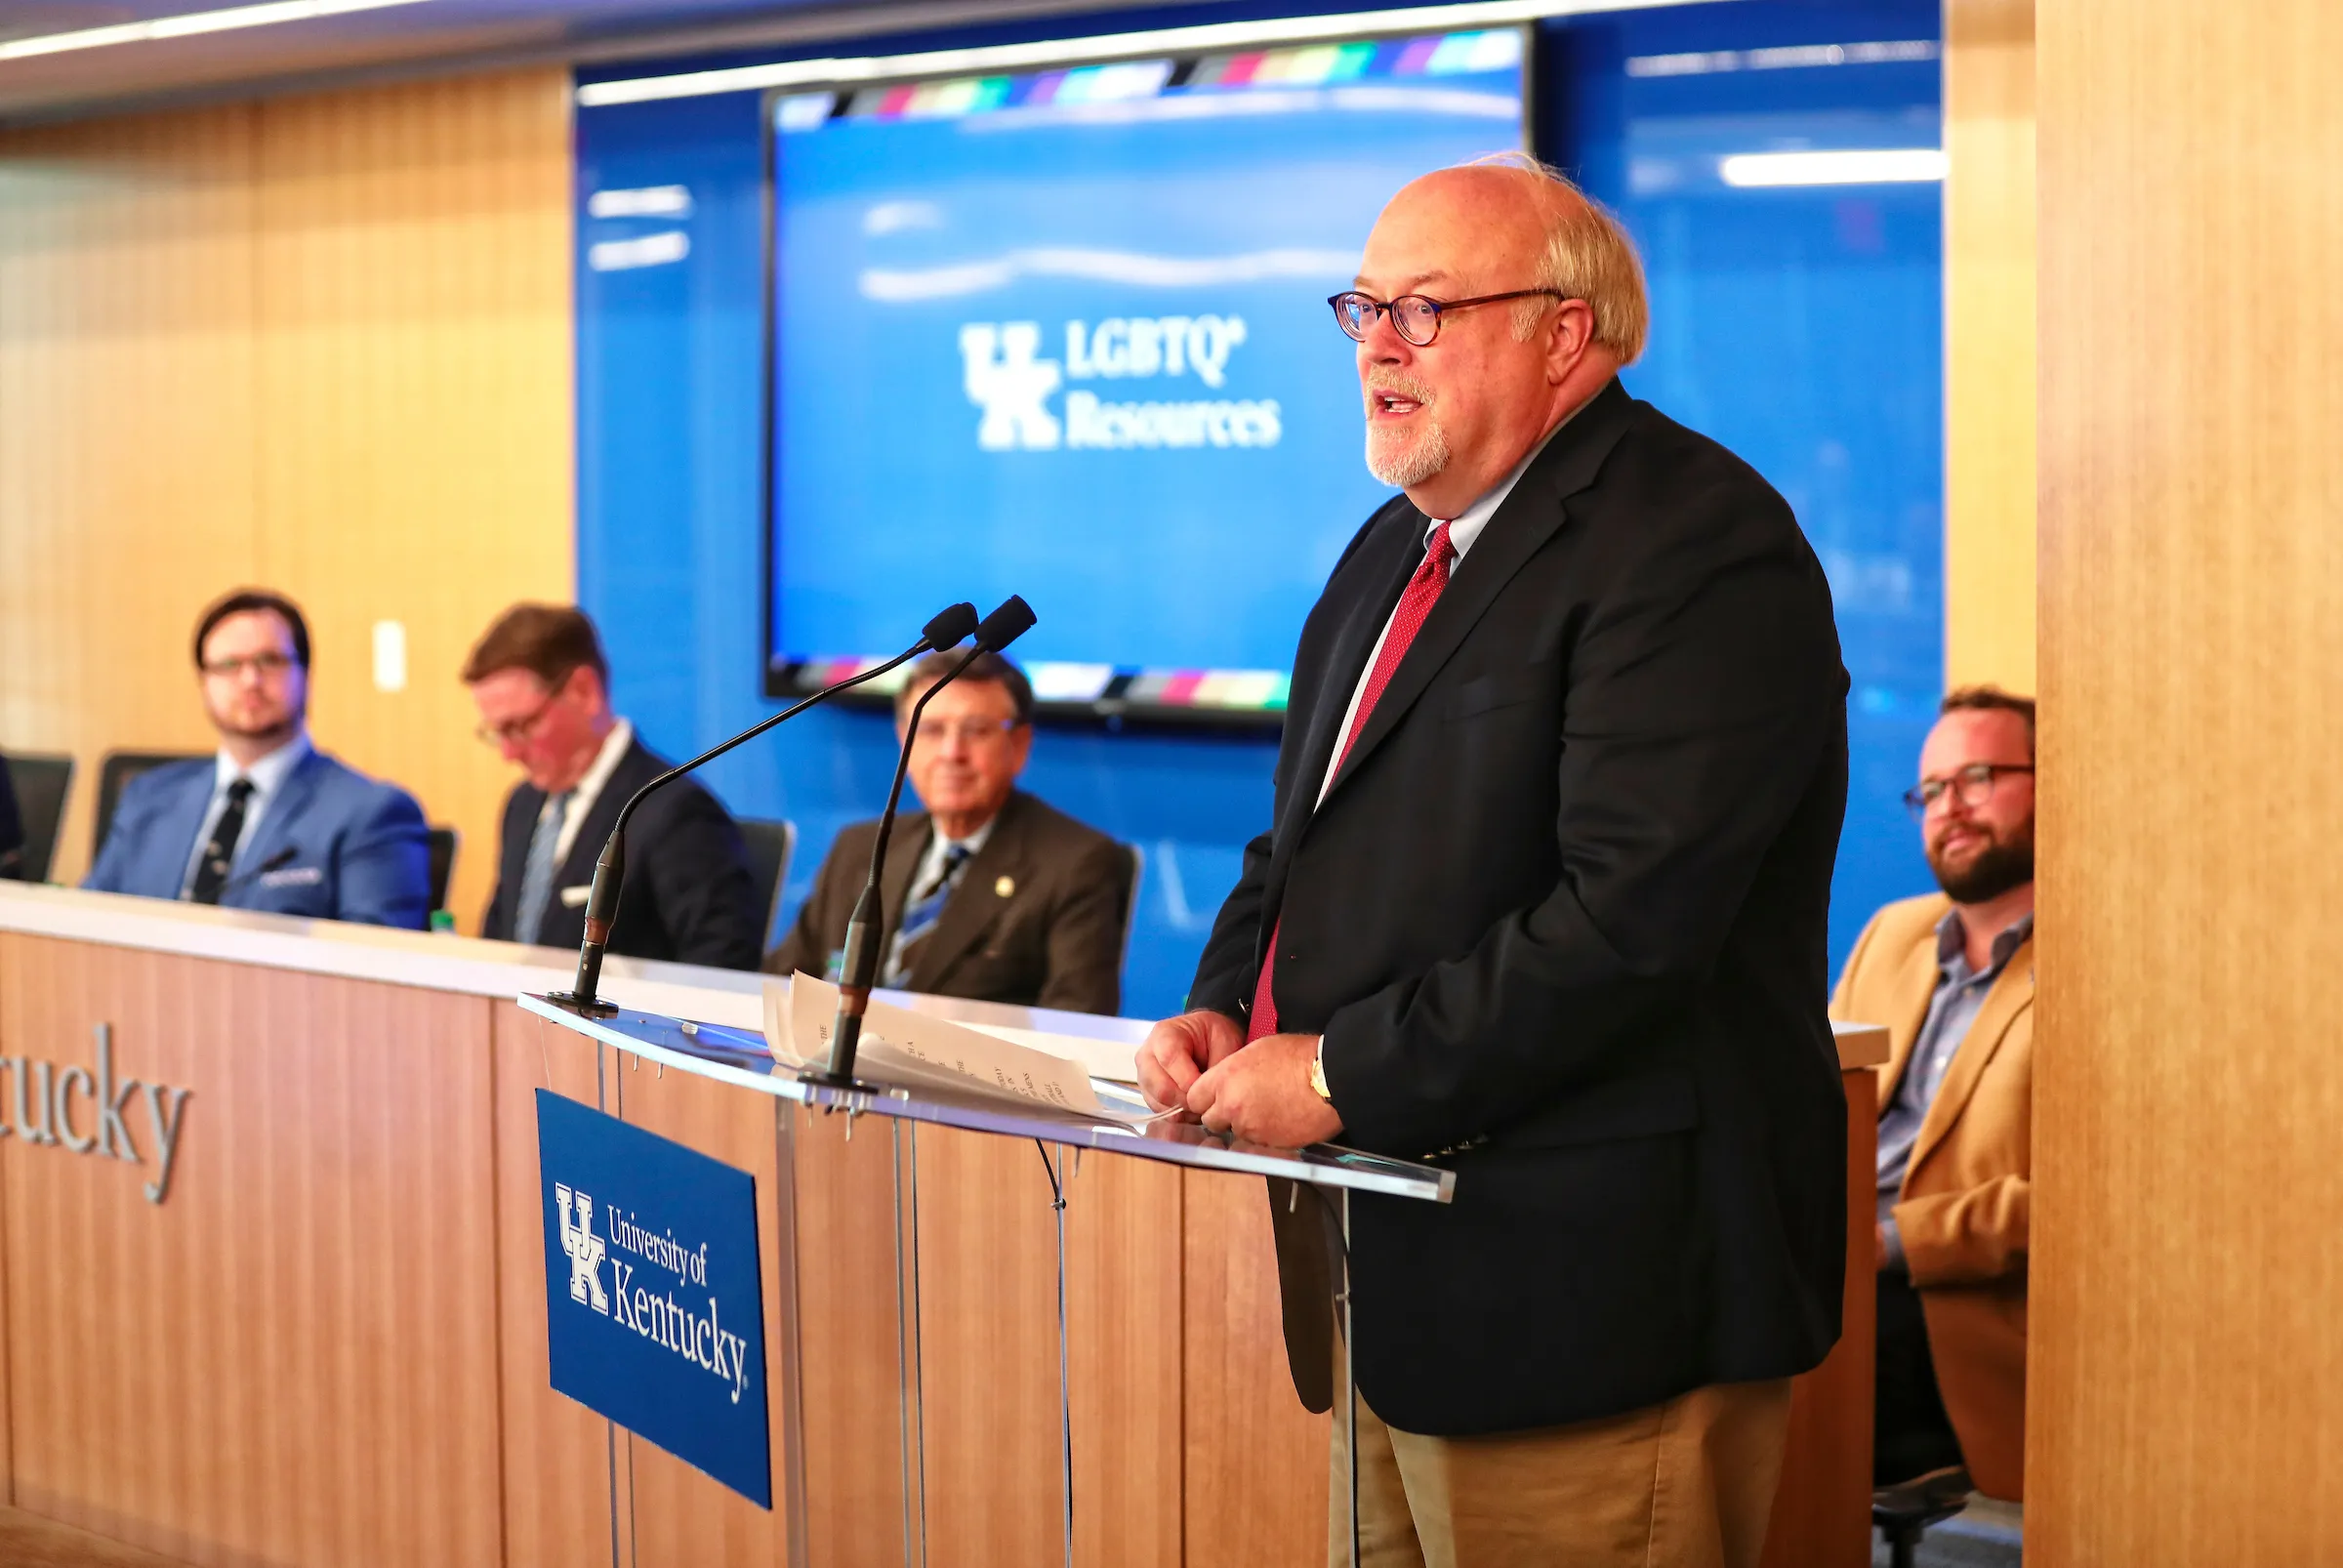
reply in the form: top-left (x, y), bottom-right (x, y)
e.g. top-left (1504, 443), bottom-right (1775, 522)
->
top-left (912, 1128), bottom-right (1182, 1568)
top-left (0, 933), bottom-right (502, 1565)
top-left (2033, 3), bottom-right (2343, 1563)
top-left (1182, 1170), bottom-right (1328, 1568)
top-left (788, 1106), bottom-right (923, 1567)
top-left (0, 69), bottom-right (571, 920)
top-left (255, 71), bottom-right (574, 932)
top-left (1944, 0), bottom-right (2037, 693)
top-left (1760, 1070), bottom-right (1877, 1568)
top-left (491, 1001), bottom-right (622, 1568)
top-left (0, 106), bottom-right (263, 882)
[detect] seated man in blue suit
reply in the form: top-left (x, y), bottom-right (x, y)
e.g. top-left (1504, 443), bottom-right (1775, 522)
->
top-left (86, 590), bottom-right (432, 928)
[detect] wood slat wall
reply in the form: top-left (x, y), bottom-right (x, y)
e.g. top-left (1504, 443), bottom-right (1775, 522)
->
top-left (1945, 0), bottom-right (2038, 694)
top-left (0, 70), bottom-right (572, 926)
top-left (2032, 3), bottom-right (2343, 1562)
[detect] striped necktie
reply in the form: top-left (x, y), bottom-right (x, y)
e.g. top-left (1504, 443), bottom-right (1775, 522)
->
top-left (1250, 521), bottom-right (1457, 1042)
top-left (885, 843), bottom-right (971, 987)
top-left (514, 791), bottom-right (570, 946)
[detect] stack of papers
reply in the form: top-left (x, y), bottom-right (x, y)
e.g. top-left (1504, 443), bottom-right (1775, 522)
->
top-left (766, 974), bottom-right (1148, 1125)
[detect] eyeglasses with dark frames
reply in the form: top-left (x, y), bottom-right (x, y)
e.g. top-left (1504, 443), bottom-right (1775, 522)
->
top-left (473, 669), bottom-right (579, 748)
top-left (200, 651), bottom-right (296, 681)
top-left (1327, 288), bottom-right (1570, 347)
top-left (1903, 762), bottom-right (2035, 815)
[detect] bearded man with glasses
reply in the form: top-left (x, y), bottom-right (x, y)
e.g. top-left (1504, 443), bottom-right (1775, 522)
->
top-left (1831, 685), bottom-right (2036, 1505)
top-left (85, 588), bottom-right (431, 928)
top-left (1137, 155), bottom-right (1851, 1568)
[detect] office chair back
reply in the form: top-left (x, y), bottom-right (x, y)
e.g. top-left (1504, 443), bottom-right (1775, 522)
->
top-left (95, 750), bottom-right (207, 861)
top-left (739, 817), bottom-right (798, 950)
top-left (1, 753), bottom-right (73, 883)
top-left (1120, 842), bottom-right (1146, 973)
top-left (426, 826), bottom-right (459, 917)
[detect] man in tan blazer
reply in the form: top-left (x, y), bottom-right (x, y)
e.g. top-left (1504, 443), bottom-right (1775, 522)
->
top-left (765, 652), bottom-right (1132, 1016)
top-left (1830, 685), bottom-right (2034, 1503)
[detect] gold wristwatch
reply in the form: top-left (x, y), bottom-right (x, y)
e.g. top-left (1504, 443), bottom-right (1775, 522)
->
top-left (1308, 1041), bottom-right (1332, 1100)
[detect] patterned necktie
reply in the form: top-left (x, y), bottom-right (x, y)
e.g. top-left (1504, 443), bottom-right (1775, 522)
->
top-left (514, 791), bottom-right (570, 946)
top-left (885, 843), bottom-right (972, 986)
top-left (187, 778), bottom-right (255, 905)
top-left (1250, 521), bottom-right (1458, 1042)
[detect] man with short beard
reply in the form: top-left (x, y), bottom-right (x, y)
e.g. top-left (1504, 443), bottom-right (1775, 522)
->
top-left (1830, 685), bottom-right (2036, 1503)
top-left (1138, 156), bottom-right (1850, 1567)
top-left (86, 589), bottom-right (432, 928)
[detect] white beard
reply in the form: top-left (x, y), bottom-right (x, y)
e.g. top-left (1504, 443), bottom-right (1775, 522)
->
top-left (1366, 417), bottom-right (1452, 487)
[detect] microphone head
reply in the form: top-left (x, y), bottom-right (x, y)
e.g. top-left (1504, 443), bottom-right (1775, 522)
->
top-left (972, 595), bottom-right (1037, 652)
top-left (923, 601), bottom-right (979, 651)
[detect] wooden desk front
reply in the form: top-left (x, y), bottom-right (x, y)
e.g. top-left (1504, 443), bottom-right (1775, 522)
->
top-left (0, 886), bottom-right (1882, 1567)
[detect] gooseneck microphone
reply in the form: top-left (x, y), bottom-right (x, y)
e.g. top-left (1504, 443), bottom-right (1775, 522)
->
top-left (545, 601), bottom-right (981, 1016)
top-left (816, 595), bottom-right (1036, 1086)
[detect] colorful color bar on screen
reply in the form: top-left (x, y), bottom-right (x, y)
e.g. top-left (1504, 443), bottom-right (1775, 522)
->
top-left (837, 29), bottom-right (1519, 124)
top-left (1027, 662), bottom-right (1117, 704)
top-left (796, 656), bottom-right (910, 693)
top-left (1124, 668), bottom-right (1289, 711)
top-left (1188, 29), bottom-right (1522, 91)
top-left (846, 60), bottom-right (1172, 120)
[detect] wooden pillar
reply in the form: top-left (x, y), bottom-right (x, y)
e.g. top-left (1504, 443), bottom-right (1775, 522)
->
top-left (2032, 2), bottom-right (2343, 1561)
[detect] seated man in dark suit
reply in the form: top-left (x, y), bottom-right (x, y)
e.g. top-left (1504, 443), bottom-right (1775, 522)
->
top-left (766, 653), bottom-right (1131, 1015)
top-left (465, 603), bottom-right (762, 970)
top-left (85, 589), bottom-right (432, 928)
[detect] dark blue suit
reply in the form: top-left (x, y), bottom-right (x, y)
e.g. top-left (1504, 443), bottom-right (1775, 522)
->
top-left (85, 750), bottom-right (431, 929)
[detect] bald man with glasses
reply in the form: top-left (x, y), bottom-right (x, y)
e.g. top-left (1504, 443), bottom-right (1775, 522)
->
top-left (1832, 685), bottom-right (2037, 1503)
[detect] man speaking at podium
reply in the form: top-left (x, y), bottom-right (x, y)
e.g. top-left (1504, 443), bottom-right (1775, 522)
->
top-left (1138, 159), bottom-right (1850, 1567)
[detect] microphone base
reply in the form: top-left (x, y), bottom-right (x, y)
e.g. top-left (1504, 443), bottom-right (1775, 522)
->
top-left (794, 1067), bottom-right (893, 1098)
top-left (541, 990), bottom-right (622, 1018)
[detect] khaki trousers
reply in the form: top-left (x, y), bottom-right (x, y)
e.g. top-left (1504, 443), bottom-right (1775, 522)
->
top-left (1328, 1379), bottom-right (1794, 1568)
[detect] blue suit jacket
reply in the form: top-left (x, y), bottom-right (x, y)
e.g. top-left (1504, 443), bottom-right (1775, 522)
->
top-left (85, 750), bottom-right (431, 929)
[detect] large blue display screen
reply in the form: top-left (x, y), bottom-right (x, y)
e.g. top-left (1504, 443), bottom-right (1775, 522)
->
top-left (766, 30), bottom-right (1526, 687)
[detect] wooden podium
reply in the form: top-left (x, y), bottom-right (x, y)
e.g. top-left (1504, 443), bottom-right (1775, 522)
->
top-left (0, 884), bottom-right (1883, 1567)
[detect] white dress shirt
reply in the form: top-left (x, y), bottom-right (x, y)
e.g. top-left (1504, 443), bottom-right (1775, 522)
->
top-left (1315, 419), bottom-right (1571, 807)
top-left (541, 718), bottom-right (635, 867)
top-left (181, 729), bottom-right (312, 895)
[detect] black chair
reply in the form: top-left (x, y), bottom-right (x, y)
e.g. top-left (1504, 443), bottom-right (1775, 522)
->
top-left (1119, 841), bottom-right (1146, 974)
top-left (1, 752), bottom-right (72, 883)
top-left (426, 826), bottom-right (459, 916)
top-left (94, 750), bottom-right (207, 862)
top-left (1873, 1465), bottom-right (1972, 1568)
top-left (738, 817), bottom-right (798, 949)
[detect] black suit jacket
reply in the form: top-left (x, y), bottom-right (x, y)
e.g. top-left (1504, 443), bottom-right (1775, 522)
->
top-left (1190, 380), bottom-right (1851, 1436)
top-left (764, 790), bottom-right (1131, 1016)
top-left (483, 734), bottom-right (762, 971)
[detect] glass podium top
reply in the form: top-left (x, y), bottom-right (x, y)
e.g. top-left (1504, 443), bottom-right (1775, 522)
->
top-left (521, 993), bottom-right (1454, 1204)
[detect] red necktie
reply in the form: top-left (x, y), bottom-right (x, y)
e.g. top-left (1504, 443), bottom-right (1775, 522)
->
top-left (1249, 521), bottom-right (1458, 1042)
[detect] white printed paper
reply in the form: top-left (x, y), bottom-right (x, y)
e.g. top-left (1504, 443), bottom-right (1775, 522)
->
top-left (766, 974), bottom-right (1144, 1124)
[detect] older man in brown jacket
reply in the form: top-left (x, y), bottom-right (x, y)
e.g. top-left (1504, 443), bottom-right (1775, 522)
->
top-left (1831, 686), bottom-right (2035, 1504)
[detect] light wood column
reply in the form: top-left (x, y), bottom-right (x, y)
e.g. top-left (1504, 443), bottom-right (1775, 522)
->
top-left (2033, 3), bottom-right (2343, 1562)
top-left (1945, 0), bottom-right (2037, 693)
top-left (0, 106), bottom-right (263, 879)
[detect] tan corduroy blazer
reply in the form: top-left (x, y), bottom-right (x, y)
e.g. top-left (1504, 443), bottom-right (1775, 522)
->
top-left (1830, 891), bottom-right (2033, 1502)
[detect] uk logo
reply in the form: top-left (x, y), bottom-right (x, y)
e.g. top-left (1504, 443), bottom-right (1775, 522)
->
top-left (555, 1183), bottom-right (610, 1314)
top-left (959, 321), bottom-right (1061, 451)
